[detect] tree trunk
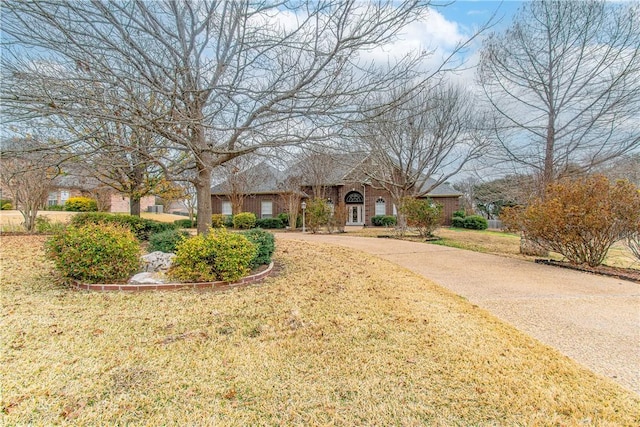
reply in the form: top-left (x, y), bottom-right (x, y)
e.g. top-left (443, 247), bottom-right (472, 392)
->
top-left (195, 161), bottom-right (212, 235)
top-left (519, 232), bottom-right (548, 256)
top-left (130, 196), bottom-right (141, 217)
top-left (22, 204), bottom-right (38, 232)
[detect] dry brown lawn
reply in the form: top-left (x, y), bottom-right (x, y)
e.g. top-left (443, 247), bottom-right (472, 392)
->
top-left (1, 235), bottom-right (639, 425)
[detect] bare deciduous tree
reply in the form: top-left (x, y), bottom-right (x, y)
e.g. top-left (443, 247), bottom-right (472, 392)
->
top-left (478, 0), bottom-right (640, 193)
top-left (357, 84), bottom-right (490, 230)
top-left (1, 0), bottom-right (437, 234)
top-left (277, 173), bottom-right (305, 230)
top-left (0, 139), bottom-right (61, 231)
top-left (214, 156), bottom-right (272, 215)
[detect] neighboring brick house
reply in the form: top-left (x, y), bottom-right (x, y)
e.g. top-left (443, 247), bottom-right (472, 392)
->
top-left (48, 174), bottom-right (155, 213)
top-left (211, 156), bottom-right (461, 226)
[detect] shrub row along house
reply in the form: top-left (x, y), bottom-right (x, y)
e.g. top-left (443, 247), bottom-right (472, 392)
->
top-left (211, 154), bottom-right (461, 227)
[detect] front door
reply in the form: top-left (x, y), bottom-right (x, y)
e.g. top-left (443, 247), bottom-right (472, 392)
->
top-left (347, 205), bottom-right (363, 225)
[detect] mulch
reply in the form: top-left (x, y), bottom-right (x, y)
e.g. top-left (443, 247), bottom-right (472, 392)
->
top-left (535, 259), bottom-right (640, 284)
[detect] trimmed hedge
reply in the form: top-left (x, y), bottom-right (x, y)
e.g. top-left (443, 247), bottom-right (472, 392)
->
top-left (452, 209), bottom-right (466, 219)
top-left (148, 229), bottom-right (190, 253)
top-left (211, 214), bottom-right (227, 228)
top-left (255, 217), bottom-right (284, 229)
top-left (169, 228), bottom-right (256, 282)
top-left (451, 216), bottom-right (465, 228)
top-left (174, 218), bottom-right (196, 228)
top-left (46, 223), bottom-right (141, 283)
top-left (371, 215), bottom-right (397, 227)
top-left (64, 196), bottom-right (98, 212)
top-left (241, 228), bottom-right (276, 268)
top-left (70, 212), bottom-right (176, 240)
top-left (44, 204), bottom-right (65, 211)
top-left (1, 199), bottom-right (13, 210)
top-left (233, 212), bottom-right (256, 229)
top-left (463, 215), bottom-right (488, 230)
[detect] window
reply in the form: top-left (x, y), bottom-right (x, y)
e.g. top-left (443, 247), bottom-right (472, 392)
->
top-left (375, 198), bottom-right (386, 216)
top-left (221, 201), bottom-right (232, 216)
top-left (60, 191), bottom-right (70, 204)
top-left (345, 191), bottom-right (364, 204)
top-left (393, 204), bottom-right (397, 216)
top-left (48, 192), bottom-right (58, 206)
top-left (261, 200), bottom-right (273, 218)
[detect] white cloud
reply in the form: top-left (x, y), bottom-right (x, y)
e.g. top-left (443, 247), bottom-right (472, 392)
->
top-left (358, 8), bottom-right (472, 73)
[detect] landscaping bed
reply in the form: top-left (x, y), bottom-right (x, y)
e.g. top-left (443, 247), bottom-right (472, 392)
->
top-left (535, 259), bottom-right (640, 283)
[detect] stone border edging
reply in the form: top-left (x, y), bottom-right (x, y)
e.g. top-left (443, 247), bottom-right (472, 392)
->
top-left (535, 259), bottom-right (640, 283)
top-left (72, 262), bottom-right (274, 291)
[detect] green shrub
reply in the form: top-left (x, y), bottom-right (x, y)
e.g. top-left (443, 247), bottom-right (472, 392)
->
top-left (399, 197), bottom-right (443, 238)
top-left (278, 212), bottom-right (303, 228)
top-left (451, 216), bottom-right (466, 228)
top-left (241, 228), bottom-right (276, 268)
top-left (70, 212), bottom-right (176, 240)
top-left (1, 199), bottom-right (13, 210)
top-left (233, 212), bottom-right (256, 229)
top-left (371, 215), bottom-right (397, 227)
top-left (452, 209), bottom-right (466, 219)
top-left (463, 215), bottom-right (488, 230)
top-left (35, 216), bottom-right (66, 233)
top-left (148, 229), bottom-right (190, 253)
top-left (174, 218), bottom-right (196, 228)
top-left (169, 228), bottom-right (257, 282)
top-left (211, 214), bottom-right (227, 228)
top-left (64, 196), bottom-right (98, 212)
top-left (46, 223), bottom-right (141, 283)
top-left (306, 198), bottom-right (331, 233)
top-left (277, 212), bottom-right (290, 226)
top-left (44, 204), bottom-right (65, 211)
top-left (255, 217), bottom-right (284, 229)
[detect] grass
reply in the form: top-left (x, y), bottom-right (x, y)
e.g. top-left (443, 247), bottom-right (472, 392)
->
top-left (1, 235), bottom-right (639, 425)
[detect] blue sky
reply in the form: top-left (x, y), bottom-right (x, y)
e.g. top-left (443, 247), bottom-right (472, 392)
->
top-left (438, 1), bottom-right (524, 31)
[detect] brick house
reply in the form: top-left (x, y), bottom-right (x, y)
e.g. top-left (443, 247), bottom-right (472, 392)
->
top-left (48, 174), bottom-right (155, 213)
top-left (211, 156), bottom-right (461, 226)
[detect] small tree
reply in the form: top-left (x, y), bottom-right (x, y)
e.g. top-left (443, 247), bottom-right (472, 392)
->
top-left (399, 197), bottom-right (443, 238)
top-left (333, 202), bottom-right (348, 233)
top-left (306, 198), bottom-right (331, 234)
top-left (510, 175), bottom-right (640, 266)
top-left (0, 139), bottom-right (61, 232)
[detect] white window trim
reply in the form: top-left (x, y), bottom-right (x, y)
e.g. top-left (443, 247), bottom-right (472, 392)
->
top-left (375, 199), bottom-right (386, 216)
top-left (261, 200), bottom-right (273, 218)
top-left (221, 201), bottom-right (232, 216)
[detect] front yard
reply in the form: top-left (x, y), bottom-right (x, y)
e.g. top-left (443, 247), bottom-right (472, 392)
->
top-left (1, 235), bottom-right (638, 425)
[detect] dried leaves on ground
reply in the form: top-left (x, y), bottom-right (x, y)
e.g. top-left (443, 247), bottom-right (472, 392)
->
top-left (1, 235), bottom-right (639, 425)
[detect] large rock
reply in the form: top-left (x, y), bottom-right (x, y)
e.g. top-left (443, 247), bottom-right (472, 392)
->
top-left (141, 251), bottom-right (176, 272)
top-left (128, 272), bottom-right (167, 285)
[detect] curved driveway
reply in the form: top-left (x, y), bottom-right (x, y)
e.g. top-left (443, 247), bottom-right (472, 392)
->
top-left (277, 233), bottom-right (640, 395)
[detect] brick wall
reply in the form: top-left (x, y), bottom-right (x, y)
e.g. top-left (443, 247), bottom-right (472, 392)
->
top-left (211, 186), bottom-right (460, 226)
top-left (109, 195), bottom-right (155, 213)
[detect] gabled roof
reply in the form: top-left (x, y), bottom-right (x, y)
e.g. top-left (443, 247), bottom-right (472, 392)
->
top-left (417, 178), bottom-right (462, 197)
top-left (210, 154), bottom-right (461, 198)
top-left (210, 163), bottom-right (285, 195)
top-left (288, 152), bottom-right (368, 186)
top-left (52, 173), bottom-right (103, 190)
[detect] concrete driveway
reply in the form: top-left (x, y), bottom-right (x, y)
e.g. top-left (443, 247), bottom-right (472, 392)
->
top-left (277, 233), bottom-right (640, 395)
